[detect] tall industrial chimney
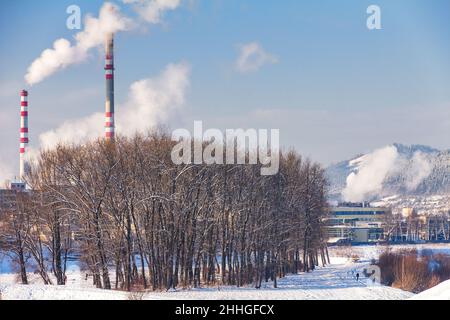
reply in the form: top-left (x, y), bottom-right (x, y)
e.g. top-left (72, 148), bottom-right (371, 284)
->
top-left (19, 90), bottom-right (29, 182)
top-left (105, 33), bottom-right (115, 141)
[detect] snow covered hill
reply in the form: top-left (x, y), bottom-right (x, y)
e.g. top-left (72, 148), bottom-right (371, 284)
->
top-left (326, 143), bottom-right (450, 214)
top-left (371, 194), bottom-right (450, 216)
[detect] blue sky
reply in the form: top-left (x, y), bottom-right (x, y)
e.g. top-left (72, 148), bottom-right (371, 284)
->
top-left (1, 0), bottom-right (450, 180)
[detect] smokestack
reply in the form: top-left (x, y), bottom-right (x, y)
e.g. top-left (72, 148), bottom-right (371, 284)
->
top-left (19, 90), bottom-right (29, 182)
top-left (105, 33), bottom-right (115, 141)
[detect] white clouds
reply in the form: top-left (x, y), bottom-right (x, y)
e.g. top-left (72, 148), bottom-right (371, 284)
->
top-left (342, 146), bottom-right (399, 202)
top-left (123, 0), bottom-right (181, 24)
top-left (25, 3), bottom-right (133, 86)
top-left (39, 63), bottom-right (190, 149)
top-left (236, 42), bottom-right (278, 73)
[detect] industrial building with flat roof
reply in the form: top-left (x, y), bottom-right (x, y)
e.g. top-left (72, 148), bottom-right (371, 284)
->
top-left (325, 204), bottom-right (388, 244)
top-left (326, 202), bottom-right (450, 245)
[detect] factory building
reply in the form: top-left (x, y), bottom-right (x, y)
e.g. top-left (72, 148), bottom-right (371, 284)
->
top-left (0, 186), bottom-right (22, 223)
top-left (325, 203), bottom-right (388, 244)
top-left (326, 203), bottom-right (450, 245)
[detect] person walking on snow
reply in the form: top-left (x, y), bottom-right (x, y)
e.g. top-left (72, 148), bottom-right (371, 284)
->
top-left (356, 273), bottom-right (360, 281)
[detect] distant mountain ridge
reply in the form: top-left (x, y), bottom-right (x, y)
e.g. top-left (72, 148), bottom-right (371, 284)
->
top-left (326, 143), bottom-right (450, 201)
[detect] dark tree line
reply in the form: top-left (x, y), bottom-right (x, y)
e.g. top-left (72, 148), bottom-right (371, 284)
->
top-left (0, 133), bottom-right (329, 291)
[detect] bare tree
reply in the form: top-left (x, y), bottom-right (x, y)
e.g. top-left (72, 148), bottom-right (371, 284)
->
top-left (1, 131), bottom-right (330, 291)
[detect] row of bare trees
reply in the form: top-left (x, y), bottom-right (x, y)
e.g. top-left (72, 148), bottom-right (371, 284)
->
top-left (383, 211), bottom-right (450, 242)
top-left (0, 133), bottom-right (329, 291)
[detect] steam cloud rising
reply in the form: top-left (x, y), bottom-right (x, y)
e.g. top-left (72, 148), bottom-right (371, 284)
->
top-left (404, 152), bottom-right (433, 191)
top-left (0, 1), bottom-right (185, 186)
top-left (342, 145), bottom-right (433, 202)
top-left (25, 1), bottom-right (181, 85)
top-left (25, 3), bottom-right (133, 85)
top-left (39, 63), bottom-right (190, 149)
top-left (122, 0), bottom-right (181, 23)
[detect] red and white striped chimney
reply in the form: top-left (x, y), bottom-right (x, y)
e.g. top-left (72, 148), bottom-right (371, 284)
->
top-left (19, 90), bottom-right (29, 181)
top-left (105, 33), bottom-right (115, 141)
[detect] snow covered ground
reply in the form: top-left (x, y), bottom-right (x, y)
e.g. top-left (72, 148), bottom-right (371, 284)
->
top-left (410, 279), bottom-right (450, 300)
top-left (0, 254), bottom-right (413, 300)
top-left (136, 260), bottom-right (412, 300)
top-left (3, 244), bottom-right (450, 300)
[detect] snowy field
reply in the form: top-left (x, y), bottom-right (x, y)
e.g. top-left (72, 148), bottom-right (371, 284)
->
top-left (0, 259), bottom-right (412, 300)
top-left (1, 244), bottom-right (449, 300)
top-left (411, 279), bottom-right (450, 300)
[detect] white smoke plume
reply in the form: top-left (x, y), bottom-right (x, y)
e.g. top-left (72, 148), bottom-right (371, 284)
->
top-left (25, 0), bottom-right (182, 86)
top-left (39, 113), bottom-right (104, 149)
top-left (122, 0), bottom-right (181, 23)
top-left (119, 62), bottom-right (190, 136)
top-left (342, 145), bottom-right (433, 202)
top-left (39, 63), bottom-right (190, 150)
top-left (25, 3), bottom-right (133, 86)
top-left (404, 152), bottom-right (432, 191)
top-left (342, 146), bottom-right (399, 202)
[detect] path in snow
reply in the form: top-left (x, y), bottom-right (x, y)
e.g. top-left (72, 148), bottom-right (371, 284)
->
top-left (141, 261), bottom-right (412, 300)
top-left (0, 260), bottom-right (413, 300)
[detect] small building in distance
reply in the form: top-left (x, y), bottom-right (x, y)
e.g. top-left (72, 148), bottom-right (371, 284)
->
top-left (325, 202), bottom-right (389, 245)
top-left (10, 181), bottom-right (26, 192)
top-left (0, 189), bottom-right (17, 217)
top-left (0, 181), bottom-right (27, 217)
